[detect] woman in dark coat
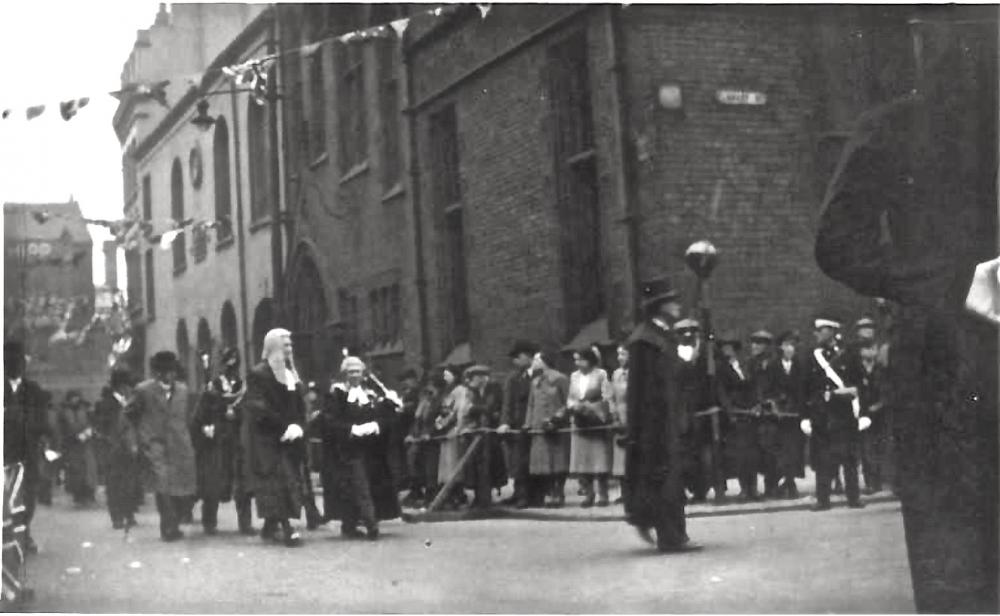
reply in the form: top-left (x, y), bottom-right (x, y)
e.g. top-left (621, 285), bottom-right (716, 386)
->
top-left (58, 390), bottom-right (98, 505)
top-left (92, 368), bottom-right (141, 529)
top-left (321, 356), bottom-right (402, 540)
top-left (242, 329), bottom-right (306, 547)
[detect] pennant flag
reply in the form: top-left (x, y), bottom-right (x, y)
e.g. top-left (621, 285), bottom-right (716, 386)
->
top-left (476, 3), bottom-right (492, 19)
top-left (390, 17), bottom-right (410, 38)
top-left (59, 97), bottom-right (90, 121)
top-left (159, 229), bottom-right (182, 250)
top-left (110, 80), bottom-right (169, 108)
top-left (26, 105), bottom-right (46, 120)
top-left (2, 109), bottom-right (11, 120)
top-left (301, 41), bottom-right (322, 57)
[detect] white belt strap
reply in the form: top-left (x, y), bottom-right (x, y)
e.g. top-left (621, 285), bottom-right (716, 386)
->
top-left (813, 348), bottom-right (861, 418)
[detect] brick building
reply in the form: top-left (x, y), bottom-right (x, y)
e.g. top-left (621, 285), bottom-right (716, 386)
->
top-left (114, 3), bottom-right (275, 384)
top-left (403, 4), bottom-right (916, 371)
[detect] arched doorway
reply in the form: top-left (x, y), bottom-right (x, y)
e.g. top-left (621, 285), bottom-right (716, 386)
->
top-left (288, 252), bottom-right (328, 384)
top-left (251, 298), bottom-right (274, 362)
top-left (196, 318), bottom-right (212, 392)
top-left (220, 301), bottom-right (238, 355)
top-left (175, 319), bottom-right (191, 384)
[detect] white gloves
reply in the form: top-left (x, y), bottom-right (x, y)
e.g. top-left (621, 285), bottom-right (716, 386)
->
top-left (350, 422), bottom-right (380, 438)
top-left (800, 419), bottom-right (812, 436)
top-left (280, 423), bottom-right (304, 442)
top-left (44, 449), bottom-right (62, 463)
top-left (386, 390), bottom-right (404, 410)
top-left (965, 256), bottom-right (1000, 325)
top-left (858, 416), bottom-right (872, 431)
top-left (202, 425), bottom-right (216, 439)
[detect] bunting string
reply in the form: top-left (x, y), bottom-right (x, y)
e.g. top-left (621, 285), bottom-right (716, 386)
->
top-left (1, 3), bottom-right (488, 121)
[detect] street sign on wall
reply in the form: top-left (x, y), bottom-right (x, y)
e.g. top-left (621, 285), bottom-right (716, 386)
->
top-left (716, 90), bottom-right (767, 106)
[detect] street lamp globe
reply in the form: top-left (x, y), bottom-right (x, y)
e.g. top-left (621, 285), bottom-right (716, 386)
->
top-left (685, 240), bottom-right (719, 279)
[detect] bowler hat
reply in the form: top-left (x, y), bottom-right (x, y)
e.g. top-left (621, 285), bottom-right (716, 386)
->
top-left (150, 351), bottom-right (179, 374)
top-left (508, 339), bottom-right (539, 359)
top-left (640, 278), bottom-right (680, 309)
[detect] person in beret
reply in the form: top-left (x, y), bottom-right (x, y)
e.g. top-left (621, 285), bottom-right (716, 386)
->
top-left (765, 331), bottom-right (807, 498)
top-left (623, 278), bottom-right (698, 551)
top-left (498, 340), bottom-right (543, 508)
top-left (4, 340), bottom-right (54, 553)
top-left (132, 350), bottom-right (198, 542)
top-left (93, 367), bottom-right (141, 529)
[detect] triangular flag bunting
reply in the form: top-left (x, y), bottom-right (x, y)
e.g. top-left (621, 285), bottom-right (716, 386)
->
top-left (390, 18), bottom-right (410, 38)
top-left (2, 109), bottom-right (11, 120)
top-left (59, 98), bottom-right (89, 121)
top-left (26, 105), bottom-right (45, 120)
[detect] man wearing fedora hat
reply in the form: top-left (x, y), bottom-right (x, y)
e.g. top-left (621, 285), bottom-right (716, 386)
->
top-left (623, 278), bottom-right (699, 552)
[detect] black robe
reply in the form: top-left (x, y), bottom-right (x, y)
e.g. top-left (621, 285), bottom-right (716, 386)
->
top-left (321, 385), bottom-right (402, 525)
top-left (623, 320), bottom-right (687, 545)
top-left (816, 86), bottom-right (997, 612)
top-left (241, 363), bottom-right (304, 520)
top-left (192, 375), bottom-right (244, 502)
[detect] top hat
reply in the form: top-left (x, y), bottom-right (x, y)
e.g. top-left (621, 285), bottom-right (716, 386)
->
top-left (640, 278), bottom-right (680, 309)
top-left (508, 339), bottom-right (540, 359)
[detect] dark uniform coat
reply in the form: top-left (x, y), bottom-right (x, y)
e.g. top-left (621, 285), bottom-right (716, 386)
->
top-left (92, 387), bottom-right (142, 522)
top-left (192, 375), bottom-right (245, 502)
top-left (132, 379), bottom-right (197, 497)
top-left (500, 368), bottom-right (533, 485)
top-left (815, 88), bottom-right (998, 612)
top-left (321, 383), bottom-right (402, 525)
top-left (241, 362), bottom-right (305, 520)
top-left (623, 321), bottom-right (687, 546)
top-left (717, 357), bottom-right (758, 480)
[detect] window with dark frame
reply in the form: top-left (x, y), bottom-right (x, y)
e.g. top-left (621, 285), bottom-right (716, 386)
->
top-left (169, 158), bottom-right (187, 274)
top-left (308, 49), bottom-right (326, 160)
top-left (337, 7), bottom-right (367, 175)
top-left (373, 4), bottom-right (402, 189)
top-left (142, 174), bottom-right (152, 221)
top-left (247, 96), bottom-right (272, 223)
top-left (429, 104), bottom-right (469, 345)
top-left (213, 117), bottom-right (233, 244)
top-left (546, 32), bottom-right (604, 337)
top-left (144, 248), bottom-right (156, 320)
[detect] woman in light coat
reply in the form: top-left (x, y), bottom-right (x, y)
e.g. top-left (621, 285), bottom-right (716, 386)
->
top-left (609, 345), bottom-right (629, 501)
top-left (568, 348), bottom-right (613, 507)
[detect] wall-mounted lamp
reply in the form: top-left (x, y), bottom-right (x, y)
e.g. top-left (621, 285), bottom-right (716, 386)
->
top-left (191, 99), bottom-right (217, 131)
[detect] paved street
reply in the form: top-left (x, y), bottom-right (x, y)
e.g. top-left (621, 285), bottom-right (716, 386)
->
top-left (23, 490), bottom-right (914, 613)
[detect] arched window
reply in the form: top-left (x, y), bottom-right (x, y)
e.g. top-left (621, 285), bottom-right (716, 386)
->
top-left (220, 301), bottom-right (238, 352)
top-left (176, 319), bottom-right (191, 384)
top-left (213, 117), bottom-right (233, 243)
top-left (170, 158), bottom-right (187, 273)
top-left (252, 298), bottom-right (275, 362)
top-left (247, 96), bottom-right (272, 223)
top-left (196, 318), bottom-right (212, 391)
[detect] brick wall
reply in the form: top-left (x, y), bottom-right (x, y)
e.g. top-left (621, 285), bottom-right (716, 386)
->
top-left (407, 5), bottom-right (903, 374)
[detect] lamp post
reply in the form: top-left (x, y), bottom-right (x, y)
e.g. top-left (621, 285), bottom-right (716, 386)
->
top-left (684, 239), bottom-right (725, 502)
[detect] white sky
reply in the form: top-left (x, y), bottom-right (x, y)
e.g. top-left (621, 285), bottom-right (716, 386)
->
top-left (0, 0), bottom-right (162, 285)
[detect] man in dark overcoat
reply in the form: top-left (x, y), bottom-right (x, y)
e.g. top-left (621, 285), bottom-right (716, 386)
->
top-left (747, 330), bottom-right (780, 498)
top-left (623, 278), bottom-right (697, 552)
top-left (192, 348), bottom-right (251, 535)
top-left (716, 331), bottom-right (760, 501)
top-left (814, 16), bottom-right (997, 610)
top-left (498, 340), bottom-right (541, 508)
top-left (132, 351), bottom-right (197, 542)
top-left (92, 367), bottom-right (141, 529)
top-left (3, 341), bottom-right (53, 553)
